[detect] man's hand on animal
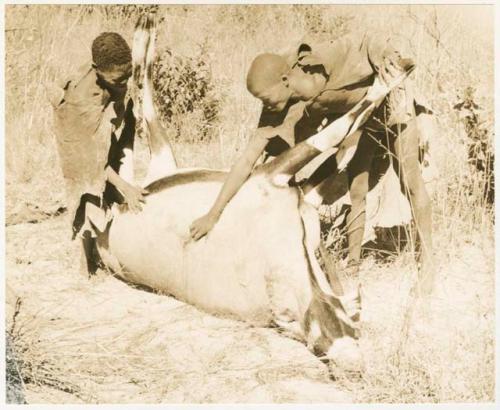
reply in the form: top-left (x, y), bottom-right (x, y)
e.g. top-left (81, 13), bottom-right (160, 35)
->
top-left (51, 30), bottom-right (139, 276)
top-left (189, 212), bottom-right (219, 241)
top-left (188, 100), bottom-right (309, 242)
top-left (120, 182), bottom-right (149, 213)
top-left (188, 135), bottom-right (268, 241)
top-left (105, 166), bottom-right (148, 213)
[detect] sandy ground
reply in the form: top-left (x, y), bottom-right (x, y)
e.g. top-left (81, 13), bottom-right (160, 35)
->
top-left (6, 214), bottom-right (353, 404)
top-left (5, 207), bottom-right (495, 403)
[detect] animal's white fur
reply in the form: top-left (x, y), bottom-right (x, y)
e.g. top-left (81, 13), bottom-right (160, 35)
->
top-left (103, 13), bottom-right (418, 365)
top-left (327, 336), bottom-right (364, 372)
top-left (119, 148), bottom-right (135, 184)
top-left (271, 173), bottom-right (293, 187)
top-left (306, 115), bottom-right (353, 152)
top-left (142, 145), bottom-right (178, 186)
top-left (306, 320), bottom-right (322, 349)
top-left (303, 187), bottom-right (324, 209)
top-left (336, 129), bottom-right (363, 171)
top-left (106, 174), bottom-right (313, 327)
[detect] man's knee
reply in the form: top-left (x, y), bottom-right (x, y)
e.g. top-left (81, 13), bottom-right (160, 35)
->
top-left (349, 182), bottom-right (368, 208)
top-left (414, 188), bottom-right (432, 214)
top-left (402, 167), bottom-right (431, 204)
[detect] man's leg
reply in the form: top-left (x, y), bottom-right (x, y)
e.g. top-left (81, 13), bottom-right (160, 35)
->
top-left (80, 231), bottom-right (99, 277)
top-left (392, 120), bottom-right (434, 295)
top-left (345, 132), bottom-right (378, 276)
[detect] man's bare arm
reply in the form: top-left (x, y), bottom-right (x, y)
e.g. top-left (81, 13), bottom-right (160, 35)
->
top-left (105, 166), bottom-right (148, 213)
top-left (189, 135), bottom-right (269, 240)
top-left (189, 102), bottom-right (307, 240)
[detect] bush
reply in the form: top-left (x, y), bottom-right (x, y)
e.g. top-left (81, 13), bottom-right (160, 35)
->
top-left (152, 45), bottom-right (221, 142)
top-left (453, 86), bottom-right (494, 205)
top-left (296, 5), bottom-right (353, 40)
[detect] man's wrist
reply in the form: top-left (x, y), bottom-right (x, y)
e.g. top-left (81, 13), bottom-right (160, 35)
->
top-left (115, 178), bottom-right (130, 194)
top-left (208, 208), bottom-right (222, 220)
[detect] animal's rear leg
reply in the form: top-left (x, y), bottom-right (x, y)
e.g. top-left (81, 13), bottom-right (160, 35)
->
top-left (132, 12), bottom-right (154, 88)
top-left (133, 12), bottom-right (178, 185)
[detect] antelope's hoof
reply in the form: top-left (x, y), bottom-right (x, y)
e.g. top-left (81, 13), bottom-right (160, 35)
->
top-left (339, 291), bottom-right (361, 322)
top-left (327, 336), bottom-right (364, 373)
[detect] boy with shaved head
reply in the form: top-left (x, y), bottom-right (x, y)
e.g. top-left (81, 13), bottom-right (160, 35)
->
top-left (190, 33), bottom-right (435, 297)
top-left (52, 32), bottom-right (147, 277)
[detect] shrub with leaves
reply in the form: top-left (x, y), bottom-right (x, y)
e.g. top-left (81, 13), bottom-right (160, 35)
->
top-left (454, 86), bottom-right (494, 204)
top-left (151, 46), bottom-right (220, 142)
top-left (99, 4), bottom-right (162, 22)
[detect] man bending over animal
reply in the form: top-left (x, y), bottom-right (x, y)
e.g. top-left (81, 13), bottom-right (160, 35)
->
top-left (51, 32), bottom-right (147, 277)
top-left (190, 33), bottom-right (435, 295)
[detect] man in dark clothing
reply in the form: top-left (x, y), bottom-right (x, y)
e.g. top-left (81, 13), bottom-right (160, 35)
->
top-left (52, 32), bottom-right (147, 277)
top-left (189, 33), bottom-right (435, 296)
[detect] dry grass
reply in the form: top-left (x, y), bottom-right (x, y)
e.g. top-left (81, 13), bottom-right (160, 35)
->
top-left (5, 4), bottom-right (495, 404)
top-left (6, 218), bottom-right (347, 404)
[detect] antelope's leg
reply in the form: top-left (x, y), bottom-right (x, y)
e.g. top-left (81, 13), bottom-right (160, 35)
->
top-left (299, 201), bottom-right (360, 337)
top-left (132, 13), bottom-right (150, 87)
top-left (81, 232), bottom-right (99, 277)
top-left (301, 153), bottom-right (346, 208)
top-left (133, 12), bottom-right (178, 185)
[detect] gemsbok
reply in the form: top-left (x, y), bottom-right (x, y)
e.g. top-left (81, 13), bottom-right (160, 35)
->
top-left (96, 13), bottom-right (416, 371)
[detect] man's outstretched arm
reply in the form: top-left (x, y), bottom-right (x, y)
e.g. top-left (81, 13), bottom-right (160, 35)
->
top-left (105, 166), bottom-right (148, 213)
top-left (189, 135), bottom-right (269, 241)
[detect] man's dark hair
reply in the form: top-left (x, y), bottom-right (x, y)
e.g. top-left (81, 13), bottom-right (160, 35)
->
top-left (92, 32), bottom-right (132, 70)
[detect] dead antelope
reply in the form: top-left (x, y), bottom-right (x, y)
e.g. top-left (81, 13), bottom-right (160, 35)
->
top-left (96, 13), bottom-right (414, 370)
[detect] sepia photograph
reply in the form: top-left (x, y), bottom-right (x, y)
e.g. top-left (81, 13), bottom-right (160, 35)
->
top-left (3, 1), bottom-right (496, 405)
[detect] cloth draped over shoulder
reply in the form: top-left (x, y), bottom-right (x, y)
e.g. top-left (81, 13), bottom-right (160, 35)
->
top-left (51, 63), bottom-right (135, 239)
top-left (256, 33), bottom-right (437, 242)
top-left (257, 32), bottom-right (419, 156)
top-left (292, 33), bottom-right (417, 125)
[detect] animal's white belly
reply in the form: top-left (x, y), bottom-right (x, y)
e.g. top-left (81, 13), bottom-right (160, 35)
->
top-left (106, 170), bottom-right (312, 325)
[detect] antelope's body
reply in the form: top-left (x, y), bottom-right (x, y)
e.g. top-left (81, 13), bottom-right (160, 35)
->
top-left (101, 169), bottom-right (317, 326)
top-left (95, 13), bottom-right (418, 369)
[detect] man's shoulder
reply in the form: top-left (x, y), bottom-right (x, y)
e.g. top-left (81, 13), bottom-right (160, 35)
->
top-left (310, 33), bottom-right (367, 53)
top-left (59, 62), bottom-right (92, 88)
top-left (63, 63), bottom-right (108, 105)
top-left (280, 35), bottom-right (348, 62)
